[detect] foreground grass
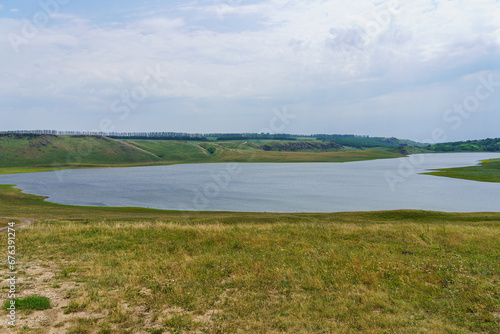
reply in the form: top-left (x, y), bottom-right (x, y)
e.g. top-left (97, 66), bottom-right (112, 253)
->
top-left (424, 158), bottom-right (500, 183)
top-left (3, 217), bottom-right (499, 333)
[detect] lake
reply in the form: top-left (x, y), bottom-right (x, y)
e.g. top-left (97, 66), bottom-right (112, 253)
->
top-left (1, 153), bottom-right (499, 212)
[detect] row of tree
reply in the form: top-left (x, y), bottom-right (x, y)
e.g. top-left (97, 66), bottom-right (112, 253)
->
top-left (1, 130), bottom-right (369, 141)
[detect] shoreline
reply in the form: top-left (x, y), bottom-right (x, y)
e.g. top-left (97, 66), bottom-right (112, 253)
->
top-left (1, 153), bottom-right (500, 216)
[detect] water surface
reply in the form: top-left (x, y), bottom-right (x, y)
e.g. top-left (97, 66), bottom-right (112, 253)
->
top-left (1, 153), bottom-right (499, 212)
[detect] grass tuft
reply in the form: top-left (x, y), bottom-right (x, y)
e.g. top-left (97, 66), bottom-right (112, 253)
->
top-left (64, 301), bottom-right (87, 314)
top-left (3, 296), bottom-right (51, 311)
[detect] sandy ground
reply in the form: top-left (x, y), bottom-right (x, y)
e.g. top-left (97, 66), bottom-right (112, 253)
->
top-left (0, 218), bottom-right (220, 333)
top-left (1, 260), bottom-right (94, 333)
top-left (1, 260), bottom-right (221, 333)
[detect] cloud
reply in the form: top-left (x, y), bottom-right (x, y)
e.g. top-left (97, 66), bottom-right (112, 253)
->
top-left (0, 0), bottom-right (499, 139)
top-left (134, 17), bottom-right (185, 33)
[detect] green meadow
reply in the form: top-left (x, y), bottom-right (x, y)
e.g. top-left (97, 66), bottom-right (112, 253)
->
top-left (424, 158), bottom-right (500, 183)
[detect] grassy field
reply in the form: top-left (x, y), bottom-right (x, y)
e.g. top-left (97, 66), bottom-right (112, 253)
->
top-left (424, 158), bottom-right (500, 183)
top-left (0, 185), bottom-right (499, 333)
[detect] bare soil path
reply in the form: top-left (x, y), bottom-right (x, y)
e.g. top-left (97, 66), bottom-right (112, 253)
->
top-left (0, 217), bottom-right (37, 233)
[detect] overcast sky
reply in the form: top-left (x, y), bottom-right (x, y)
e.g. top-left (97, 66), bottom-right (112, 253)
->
top-left (0, 0), bottom-right (499, 142)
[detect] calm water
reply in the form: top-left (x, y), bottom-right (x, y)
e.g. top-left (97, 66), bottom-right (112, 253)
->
top-left (1, 153), bottom-right (500, 212)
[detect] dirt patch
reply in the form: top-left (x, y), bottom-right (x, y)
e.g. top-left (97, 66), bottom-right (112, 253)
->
top-left (1, 259), bottom-right (224, 333)
top-left (0, 218), bottom-right (36, 234)
top-left (0, 260), bottom-right (100, 333)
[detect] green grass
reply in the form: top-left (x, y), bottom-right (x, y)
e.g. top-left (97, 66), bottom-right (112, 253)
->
top-left (0, 134), bottom-right (407, 175)
top-left (128, 139), bottom-right (406, 163)
top-left (424, 158), bottom-right (500, 182)
top-left (3, 296), bottom-right (51, 311)
top-left (126, 140), bottom-right (211, 162)
top-left (0, 134), bottom-right (161, 168)
top-left (7, 216), bottom-right (499, 333)
top-left (321, 136), bottom-right (421, 148)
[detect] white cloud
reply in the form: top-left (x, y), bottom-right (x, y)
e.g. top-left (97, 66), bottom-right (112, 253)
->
top-left (0, 0), bottom-right (499, 138)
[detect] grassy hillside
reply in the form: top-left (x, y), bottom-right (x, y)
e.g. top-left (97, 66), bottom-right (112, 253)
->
top-left (127, 139), bottom-right (213, 163)
top-left (0, 185), bottom-right (499, 333)
top-left (0, 134), bottom-right (408, 175)
top-left (323, 136), bottom-right (424, 149)
top-left (0, 133), bottom-right (160, 168)
top-left (129, 139), bottom-right (406, 163)
top-left (424, 158), bottom-right (500, 182)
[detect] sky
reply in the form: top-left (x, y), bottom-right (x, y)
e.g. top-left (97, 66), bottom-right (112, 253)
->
top-left (0, 0), bottom-right (499, 142)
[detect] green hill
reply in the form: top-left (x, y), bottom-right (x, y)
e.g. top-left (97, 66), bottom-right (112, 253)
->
top-left (0, 134), bottom-right (411, 174)
top-left (0, 133), bottom-right (160, 168)
top-left (321, 136), bottom-right (424, 149)
top-left (426, 138), bottom-right (500, 152)
top-left (127, 139), bottom-right (213, 163)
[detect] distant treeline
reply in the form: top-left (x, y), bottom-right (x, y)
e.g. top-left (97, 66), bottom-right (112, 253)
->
top-left (2, 130), bottom-right (208, 141)
top-left (426, 138), bottom-right (500, 152)
top-left (0, 130), bottom-right (422, 148)
top-left (261, 141), bottom-right (344, 152)
top-left (214, 133), bottom-right (296, 141)
top-left (110, 133), bottom-right (208, 141)
top-left (315, 134), bottom-right (369, 139)
top-left (2, 130), bottom-right (366, 142)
